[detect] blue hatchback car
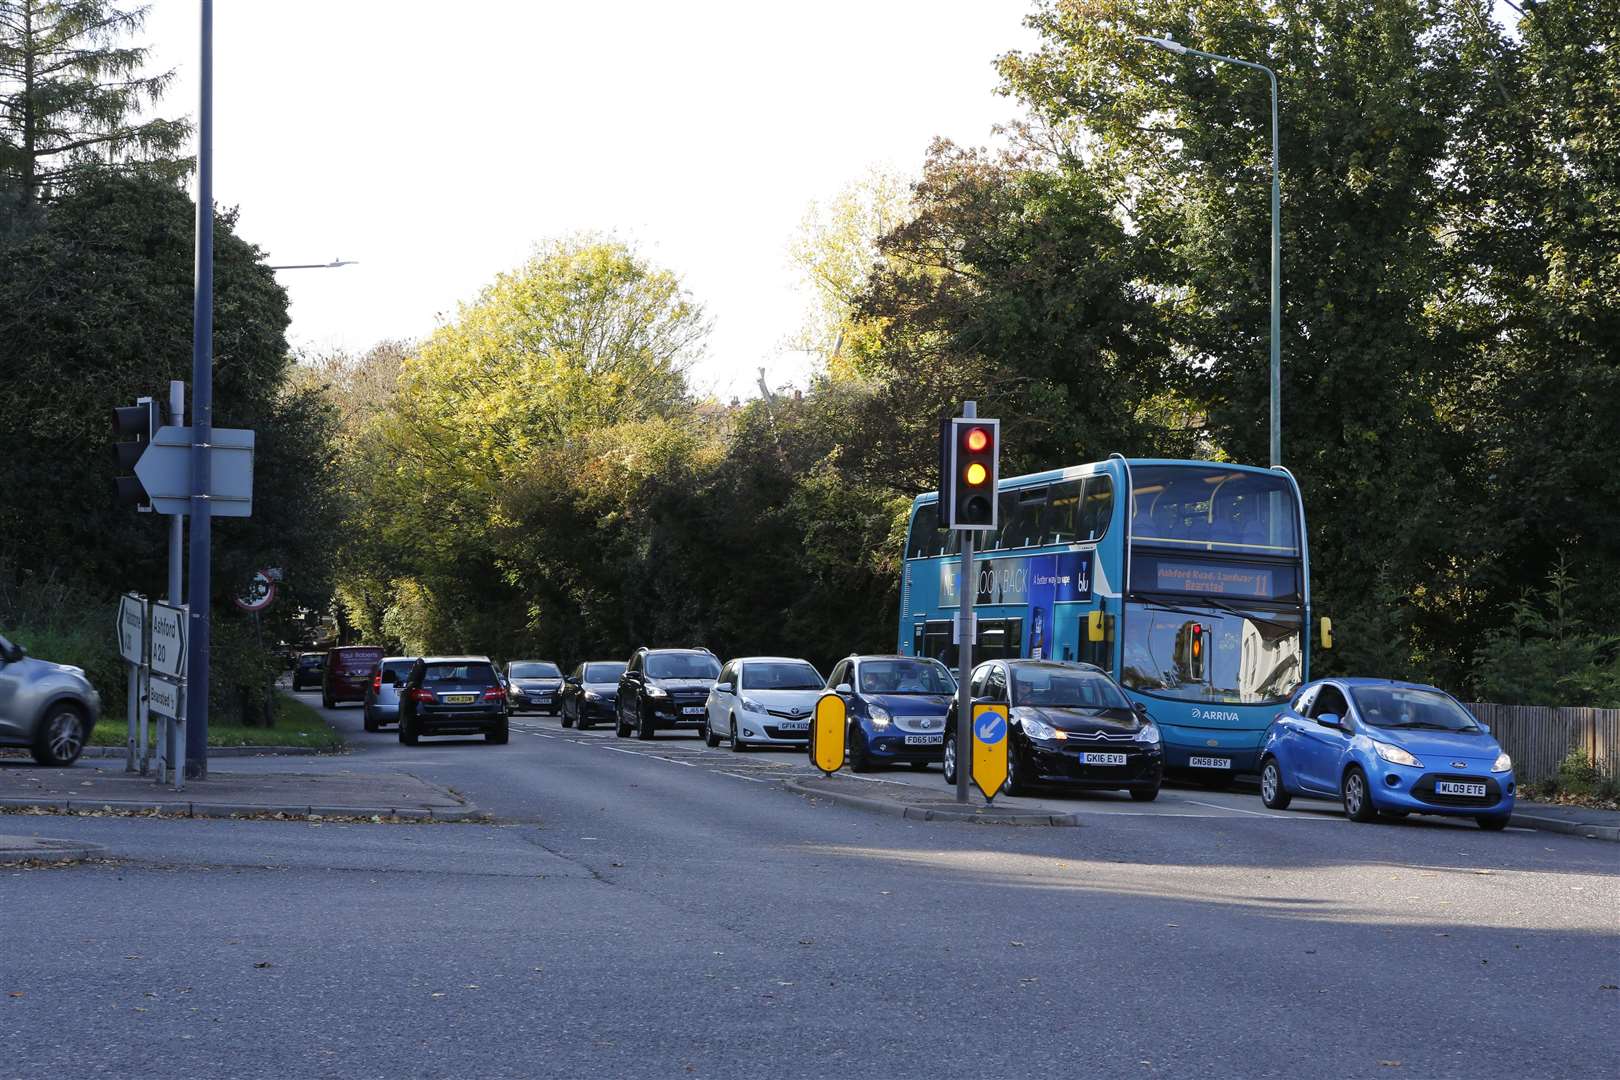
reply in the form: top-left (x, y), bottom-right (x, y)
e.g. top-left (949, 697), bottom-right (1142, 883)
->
top-left (1258, 678), bottom-right (1516, 829)
top-left (824, 654), bottom-right (956, 772)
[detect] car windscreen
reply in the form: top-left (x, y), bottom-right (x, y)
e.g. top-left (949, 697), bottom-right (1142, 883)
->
top-left (379, 662), bottom-right (413, 684)
top-left (1012, 668), bottom-right (1130, 710)
top-left (646, 653), bottom-right (721, 680)
top-left (421, 663), bottom-right (498, 687)
top-left (742, 661), bottom-right (823, 691)
top-left (585, 663), bottom-right (626, 683)
top-left (1350, 686), bottom-right (1480, 732)
top-left (299, 655), bottom-right (323, 667)
top-left (857, 660), bottom-right (956, 695)
top-left (510, 662), bottom-right (561, 679)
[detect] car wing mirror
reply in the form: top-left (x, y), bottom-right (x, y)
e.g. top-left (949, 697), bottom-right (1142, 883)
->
top-left (1131, 702), bottom-right (1149, 716)
top-left (715, 681), bottom-right (734, 694)
top-left (1317, 712), bottom-right (1342, 728)
top-left (835, 683), bottom-right (852, 695)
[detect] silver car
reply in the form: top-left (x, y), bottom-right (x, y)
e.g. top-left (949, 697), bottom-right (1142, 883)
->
top-left (363, 655), bottom-right (417, 732)
top-left (0, 632), bottom-right (102, 766)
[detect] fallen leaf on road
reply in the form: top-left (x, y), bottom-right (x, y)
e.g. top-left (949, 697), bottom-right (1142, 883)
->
top-left (1601, 984), bottom-right (1618, 991)
top-left (8, 992), bottom-right (22, 998)
top-left (1009, 941), bottom-right (1024, 947)
top-left (1379, 1062), bottom-right (1400, 1068)
top-left (253, 962), bottom-right (273, 969)
top-left (798, 939), bottom-right (814, 945)
top-left (431, 993), bottom-right (445, 998)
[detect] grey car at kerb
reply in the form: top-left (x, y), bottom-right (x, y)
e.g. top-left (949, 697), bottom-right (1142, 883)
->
top-left (0, 632), bottom-right (102, 766)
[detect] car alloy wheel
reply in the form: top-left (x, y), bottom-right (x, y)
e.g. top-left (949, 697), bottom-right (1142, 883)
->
top-left (941, 735), bottom-right (957, 785)
top-left (35, 706), bottom-right (86, 766)
top-left (730, 716), bottom-right (746, 753)
top-left (1342, 766), bottom-right (1377, 822)
top-left (1003, 741), bottom-right (1027, 796)
top-left (1260, 758), bottom-right (1291, 810)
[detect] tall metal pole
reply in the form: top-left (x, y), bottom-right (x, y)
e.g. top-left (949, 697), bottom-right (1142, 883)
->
top-left (185, 0), bottom-right (214, 780)
top-left (1137, 36), bottom-right (1282, 466)
top-left (1266, 67), bottom-right (1281, 468)
top-left (954, 401), bottom-right (976, 804)
top-left (168, 381), bottom-right (185, 606)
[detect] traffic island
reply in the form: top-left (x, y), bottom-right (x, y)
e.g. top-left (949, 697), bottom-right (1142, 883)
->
top-left (0, 835), bottom-right (107, 865)
top-left (0, 764), bottom-right (484, 823)
top-left (785, 775), bottom-right (1081, 826)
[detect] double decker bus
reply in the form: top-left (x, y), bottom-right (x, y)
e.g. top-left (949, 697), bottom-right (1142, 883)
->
top-left (897, 456), bottom-right (1316, 778)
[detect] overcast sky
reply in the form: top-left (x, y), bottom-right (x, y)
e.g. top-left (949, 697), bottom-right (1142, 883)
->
top-left (136, 1), bottom-right (1036, 398)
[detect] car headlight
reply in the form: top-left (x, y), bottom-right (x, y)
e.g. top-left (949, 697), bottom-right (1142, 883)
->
top-left (1491, 751), bottom-right (1512, 774)
top-left (1134, 722), bottom-right (1160, 745)
top-left (645, 685), bottom-right (668, 698)
top-left (1020, 715), bottom-right (1059, 741)
top-left (868, 704), bottom-right (892, 728)
top-left (1373, 740), bottom-right (1423, 768)
top-left (740, 697), bottom-right (766, 714)
top-left (583, 690), bottom-right (601, 702)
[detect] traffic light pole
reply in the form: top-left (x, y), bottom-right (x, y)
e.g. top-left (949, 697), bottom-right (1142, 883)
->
top-left (954, 401), bottom-right (976, 804)
top-left (185, 0), bottom-right (214, 780)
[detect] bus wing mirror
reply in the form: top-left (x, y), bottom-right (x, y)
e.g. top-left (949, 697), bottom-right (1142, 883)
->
top-left (1319, 616), bottom-right (1334, 649)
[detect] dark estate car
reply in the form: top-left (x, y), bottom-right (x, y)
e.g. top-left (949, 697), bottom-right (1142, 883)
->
top-left (615, 647), bottom-right (720, 740)
top-left (505, 660), bottom-right (564, 715)
top-left (323, 645), bottom-right (384, 709)
top-left (942, 659), bottom-right (1163, 800)
top-left (398, 656), bottom-right (510, 746)
top-left (824, 654), bottom-right (955, 771)
top-left (292, 652), bottom-right (325, 691)
top-left (561, 660), bottom-right (626, 730)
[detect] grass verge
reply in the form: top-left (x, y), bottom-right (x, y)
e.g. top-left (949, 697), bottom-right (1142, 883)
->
top-left (90, 692), bottom-right (344, 750)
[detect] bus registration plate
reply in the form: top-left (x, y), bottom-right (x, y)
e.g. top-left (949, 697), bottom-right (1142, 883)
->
top-left (1189, 756), bottom-right (1231, 769)
top-left (1080, 752), bottom-right (1128, 766)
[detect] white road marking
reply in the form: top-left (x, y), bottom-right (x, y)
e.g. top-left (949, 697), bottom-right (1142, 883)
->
top-left (715, 771), bottom-right (768, 783)
top-left (1184, 799), bottom-right (1290, 819)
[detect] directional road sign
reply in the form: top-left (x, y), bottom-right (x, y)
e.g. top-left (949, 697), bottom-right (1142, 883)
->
top-left (812, 692), bottom-right (847, 775)
top-left (132, 425), bottom-right (255, 517)
top-left (117, 594), bottom-right (147, 665)
top-left (148, 676), bottom-right (183, 720)
top-left (150, 603), bottom-right (187, 679)
top-left (971, 703), bottom-right (1010, 802)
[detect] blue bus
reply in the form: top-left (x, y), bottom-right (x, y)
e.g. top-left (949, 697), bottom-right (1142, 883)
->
top-left (897, 456), bottom-right (1316, 778)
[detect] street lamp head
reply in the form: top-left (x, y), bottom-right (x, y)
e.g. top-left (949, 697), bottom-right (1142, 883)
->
top-left (1138, 34), bottom-right (1190, 56)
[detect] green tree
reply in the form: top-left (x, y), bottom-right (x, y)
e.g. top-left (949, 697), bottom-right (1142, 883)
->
top-left (0, 1), bottom-right (189, 204)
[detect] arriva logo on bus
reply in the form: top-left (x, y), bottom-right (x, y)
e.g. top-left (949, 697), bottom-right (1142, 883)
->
top-left (1190, 707), bottom-right (1242, 722)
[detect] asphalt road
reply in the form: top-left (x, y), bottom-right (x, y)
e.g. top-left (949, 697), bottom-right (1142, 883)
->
top-left (3, 693), bottom-right (1617, 1080)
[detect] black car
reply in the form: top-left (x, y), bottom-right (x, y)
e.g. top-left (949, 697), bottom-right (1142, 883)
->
top-left (505, 660), bottom-right (564, 715)
top-left (291, 652), bottom-right (325, 691)
top-left (560, 660), bottom-right (626, 730)
top-left (615, 647), bottom-right (720, 740)
top-left (941, 659), bottom-right (1163, 800)
top-left (398, 655), bottom-right (510, 746)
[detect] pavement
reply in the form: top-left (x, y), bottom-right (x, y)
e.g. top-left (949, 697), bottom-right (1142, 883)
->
top-left (0, 834), bottom-right (105, 864)
top-left (0, 762), bottom-right (480, 821)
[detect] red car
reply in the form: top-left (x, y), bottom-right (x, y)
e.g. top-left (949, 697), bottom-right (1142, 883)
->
top-left (323, 646), bottom-right (384, 709)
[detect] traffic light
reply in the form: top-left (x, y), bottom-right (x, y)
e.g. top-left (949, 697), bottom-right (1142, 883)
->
top-left (1178, 621), bottom-right (1206, 681)
top-left (941, 416), bottom-right (1000, 530)
top-left (112, 396), bottom-right (160, 509)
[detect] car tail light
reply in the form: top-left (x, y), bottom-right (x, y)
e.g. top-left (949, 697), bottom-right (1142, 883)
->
top-left (411, 688), bottom-right (435, 704)
top-left (482, 686), bottom-right (507, 702)
top-left (372, 671), bottom-right (382, 692)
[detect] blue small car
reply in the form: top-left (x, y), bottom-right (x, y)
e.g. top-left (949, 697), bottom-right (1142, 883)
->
top-left (824, 654), bottom-right (956, 772)
top-left (1259, 678), bottom-right (1516, 829)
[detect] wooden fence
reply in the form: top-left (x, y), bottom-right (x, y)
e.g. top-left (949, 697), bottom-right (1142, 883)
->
top-left (1462, 703), bottom-right (1620, 784)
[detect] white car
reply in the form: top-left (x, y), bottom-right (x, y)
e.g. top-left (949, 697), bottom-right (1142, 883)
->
top-left (703, 656), bottom-right (825, 751)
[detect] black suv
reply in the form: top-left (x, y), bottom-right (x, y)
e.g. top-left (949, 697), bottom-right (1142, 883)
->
top-left (398, 655), bottom-right (510, 746)
top-left (615, 647), bottom-right (720, 740)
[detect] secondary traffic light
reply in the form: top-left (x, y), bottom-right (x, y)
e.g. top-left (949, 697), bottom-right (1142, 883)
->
top-left (112, 396), bottom-right (160, 509)
top-left (941, 417), bottom-right (1000, 530)
top-left (1179, 621), bottom-right (1206, 681)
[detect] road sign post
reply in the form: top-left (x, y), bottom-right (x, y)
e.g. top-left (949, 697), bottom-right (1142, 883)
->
top-left (971, 703), bottom-right (1010, 803)
top-left (149, 603), bottom-right (188, 791)
top-left (811, 692), bottom-right (847, 776)
top-left (117, 594), bottom-right (147, 774)
top-left (945, 401), bottom-right (1000, 803)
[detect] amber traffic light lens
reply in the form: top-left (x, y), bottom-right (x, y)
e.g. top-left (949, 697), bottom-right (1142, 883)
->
top-left (965, 427), bottom-right (990, 453)
top-left (965, 462), bottom-right (988, 486)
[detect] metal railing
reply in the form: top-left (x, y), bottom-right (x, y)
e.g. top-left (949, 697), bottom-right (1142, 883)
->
top-left (1462, 702), bottom-right (1620, 783)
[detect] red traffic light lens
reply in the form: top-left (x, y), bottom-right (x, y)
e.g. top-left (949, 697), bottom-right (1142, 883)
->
top-left (964, 426), bottom-right (990, 453)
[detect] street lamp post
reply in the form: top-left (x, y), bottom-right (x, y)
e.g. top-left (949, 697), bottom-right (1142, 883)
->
top-left (267, 258), bottom-right (358, 271)
top-left (1139, 35), bottom-right (1281, 468)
